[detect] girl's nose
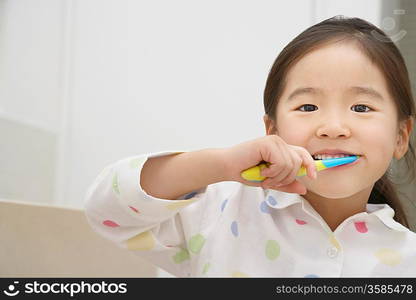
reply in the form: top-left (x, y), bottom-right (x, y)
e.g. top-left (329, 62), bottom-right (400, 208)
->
top-left (316, 117), bottom-right (351, 139)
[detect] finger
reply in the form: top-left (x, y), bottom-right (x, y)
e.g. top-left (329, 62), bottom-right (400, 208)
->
top-left (259, 140), bottom-right (289, 179)
top-left (277, 151), bottom-right (303, 186)
top-left (267, 139), bottom-right (292, 180)
top-left (291, 145), bottom-right (317, 179)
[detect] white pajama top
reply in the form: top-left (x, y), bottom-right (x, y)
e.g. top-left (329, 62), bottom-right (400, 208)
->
top-left (84, 151), bottom-right (416, 277)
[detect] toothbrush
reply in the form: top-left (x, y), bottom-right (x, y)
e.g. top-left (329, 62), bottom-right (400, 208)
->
top-left (241, 155), bottom-right (360, 182)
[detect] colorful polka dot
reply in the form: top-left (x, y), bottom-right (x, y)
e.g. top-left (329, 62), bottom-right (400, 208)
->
top-left (232, 271), bottom-right (249, 277)
top-left (184, 191), bottom-right (198, 199)
top-left (260, 201), bottom-right (271, 214)
top-left (221, 199), bottom-right (228, 212)
top-left (166, 199), bottom-right (195, 210)
top-left (126, 231), bottom-right (155, 250)
top-left (267, 195), bottom-right (277, 206)
top-left (265, 240), bottom-right (280, 260)
top-left (188, 234), bottom-right (206, 254)
top-left (231, 221), bottom-right (239, 237)
top-left (329, 234), bottom-right (341, 251)
top-left (173, 248), bottom-right (190, 264)
top-left (202, 262), bottom-right (211, 275)
top-left (129, 206), bottom-right (140, 213)
top-left (354, 221), bottom-right (368, 233)
top-left (103, 220), bottom-right (119, 227)
top-left (296, 219), bottom-right (307, 225)
top-left (374, 248), bottom-right (402, 266)
top-left (112, 173), bottom-right (120, 196)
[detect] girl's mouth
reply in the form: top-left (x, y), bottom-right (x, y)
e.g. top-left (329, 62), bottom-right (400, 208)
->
top-left (320, 155), bottom-right (362, 171)
top-left (312, 153), bottom-right (358, 160)
top-left (330, 156), bottom-right (361, 169)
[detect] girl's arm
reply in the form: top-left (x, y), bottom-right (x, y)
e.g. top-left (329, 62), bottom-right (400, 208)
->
top-left (140, 148), bottom-right (228, 200)
top-left (140, 135), bottom-right (317, 200)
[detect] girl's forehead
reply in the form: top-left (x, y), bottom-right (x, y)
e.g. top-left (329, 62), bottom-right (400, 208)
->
top-left (283, 42), bottom-right (388, 93)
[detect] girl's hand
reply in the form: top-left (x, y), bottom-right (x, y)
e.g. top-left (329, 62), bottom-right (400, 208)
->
top-left (222, 135), bottom-right (317, 195)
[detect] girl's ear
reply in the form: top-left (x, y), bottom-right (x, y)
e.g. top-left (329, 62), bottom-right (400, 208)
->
top-left (394, 117), bottom-right (414, 159)
top-left (263, 114), bottom-right (277, 135)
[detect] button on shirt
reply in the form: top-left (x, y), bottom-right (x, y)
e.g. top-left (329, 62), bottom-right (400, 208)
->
top-left (84, 151), bottom-right (416, 277)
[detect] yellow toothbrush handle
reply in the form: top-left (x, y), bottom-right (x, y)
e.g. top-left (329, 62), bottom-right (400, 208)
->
top-left (240, 163), bottom-right (271, 182)
top-left (241, 161), bottom-right (325, 182)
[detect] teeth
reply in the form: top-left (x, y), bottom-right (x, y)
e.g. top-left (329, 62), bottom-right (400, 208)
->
top-left (312, 154), bottom-right (354, 160)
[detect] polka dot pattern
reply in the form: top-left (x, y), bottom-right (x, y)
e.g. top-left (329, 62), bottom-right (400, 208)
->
top-left (265, 240), bottom-right (280, 260)
top-left (129, 206), bottom-right (140, 213)
top-left (87, 159), bottom-right (415, 277)
top-left (329, 234), bottom-right (341, 251)
top-left (231, 221), bottom-right (239, 237)
top-left (173, 248), bottom-right (190, 264)
top-left (221, 199), bottom-right (228, 212)
top-left (126, 231), bottom-right (155, 251)
top-left (296, 219), bottom-right (307, 225)
top-left (165, 199), bottom-right (195, 211)
top-left (232, 271), bottom-right (249, 277)
top-left (260, 201), bottom-right (270, 214)
top-left (188, 234), bottom-right (206, 254)
top-left (202, 263), bottom-right (211, 275)
top-left (354, 221), bottom-right (368, 233)
top-left (184, 191), bottom-right (198, 199)
top-left (103, 220), bottom-right (119, 227)
top-left (267, 195), bottom-right (277, 206)
top-left (374, 248), bottom-right (402, 266)
top-left (112, 173), bottom-right (120, 196)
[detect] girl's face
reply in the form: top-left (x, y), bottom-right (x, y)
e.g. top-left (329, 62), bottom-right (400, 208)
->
top-left (267, 41), bottom-right (411, 198)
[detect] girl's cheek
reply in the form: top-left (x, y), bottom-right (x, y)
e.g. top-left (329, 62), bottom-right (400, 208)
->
top-left (281, 126), bottom-right (312, 145)
top-left (276, 116), bottom-right (310, 141)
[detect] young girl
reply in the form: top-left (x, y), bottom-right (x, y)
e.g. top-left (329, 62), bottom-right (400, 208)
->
top-left (84, 16), bottom-right (416, 277)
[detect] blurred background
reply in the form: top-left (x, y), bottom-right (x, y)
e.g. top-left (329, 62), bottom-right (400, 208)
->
top-left (0, 0), bottom-right (415, 277)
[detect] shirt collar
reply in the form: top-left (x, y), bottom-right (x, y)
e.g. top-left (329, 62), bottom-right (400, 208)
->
top-left (264, 189), bottom-right (302, 209)
top-left (367, 203), bottom-right (409, 232)
top-left (264, 189), bottom-right (409, 233)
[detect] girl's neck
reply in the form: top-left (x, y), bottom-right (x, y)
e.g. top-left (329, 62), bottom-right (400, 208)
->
top-left (303, 186), bottom-right (373, 232)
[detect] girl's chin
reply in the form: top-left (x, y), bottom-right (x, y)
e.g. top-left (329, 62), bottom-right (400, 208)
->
top-left (304, 185), bottom-right (361, 199)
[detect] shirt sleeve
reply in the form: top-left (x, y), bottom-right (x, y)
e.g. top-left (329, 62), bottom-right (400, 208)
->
top-left (83, 150), bottom-right (217, 277)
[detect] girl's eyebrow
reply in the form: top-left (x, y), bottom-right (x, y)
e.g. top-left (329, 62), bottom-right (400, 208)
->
top-left (287, 87), bottom-right (321, 101)
top-left (348, 86), bottom-right (384, 102)
top-left (286, 86), bottom-right (384, 102)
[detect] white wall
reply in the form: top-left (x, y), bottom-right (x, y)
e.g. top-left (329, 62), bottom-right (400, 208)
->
top-left (0, 0), bottom-right (383, 208)
top-left (0, 0), bottom-right (383, 277)
top-left (63, 0), bottom-right (318, 208)
top-left (0, 0), bottom-right (63, 132)
top-left (0, 0), bottom-right (64, 204)
top-left (64, 0), bottom-right (382, 208)
top-left (313, 0), bottom-right (381, 24)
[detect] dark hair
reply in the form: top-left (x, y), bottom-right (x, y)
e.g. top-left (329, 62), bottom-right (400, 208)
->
top-left (263, 15), bottom-right (416, 228)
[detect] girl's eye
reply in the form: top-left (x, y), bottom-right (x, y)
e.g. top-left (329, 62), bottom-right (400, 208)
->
top-left (297, 104), bottom-right (373, 113)
top-left (351, 104), bottom-right (372, 113)
top-left (297, 104), bottom-right (317, 112)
